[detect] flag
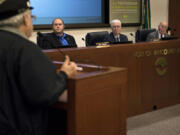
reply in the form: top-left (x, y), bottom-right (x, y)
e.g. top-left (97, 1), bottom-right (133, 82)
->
top-left (142, 0), bottom-right (151, 29)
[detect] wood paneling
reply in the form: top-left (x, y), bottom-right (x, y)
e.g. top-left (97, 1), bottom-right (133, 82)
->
top-left (44, 40), bottom-right (180, 117)
top-left (169, 0), bottom-right (180, 37)
top-left (48, 66), bottom-right (127, 135)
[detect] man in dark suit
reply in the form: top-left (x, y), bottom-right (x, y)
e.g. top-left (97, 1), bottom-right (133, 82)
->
top-left (104, 19), bottom-right (128, 44)
top-left (39, 18), bottom-right (77, 49)
top-left (146, 21), bottom-right (170, 41)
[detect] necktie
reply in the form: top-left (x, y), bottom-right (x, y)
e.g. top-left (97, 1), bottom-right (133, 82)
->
top-left (116, 37), bottom-right (119, 42)
top-left (57, 34), bottom-right (68, 46)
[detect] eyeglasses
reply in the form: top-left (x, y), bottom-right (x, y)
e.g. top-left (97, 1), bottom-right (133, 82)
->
top-left (31, 15), bottom-right (36, 21)
top-left (160, 25), bottom-right (168, 29)
top-left (112, 25), bottom-right (121, 29)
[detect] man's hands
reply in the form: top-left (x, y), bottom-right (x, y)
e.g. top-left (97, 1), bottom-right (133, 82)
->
top-left (60, 55), bottom-right (77, 77)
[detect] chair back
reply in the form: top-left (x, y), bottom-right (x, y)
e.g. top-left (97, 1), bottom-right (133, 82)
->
top-left (135, 29), bottom-right (156, 42)
top-left (85, 31), bottom-right (109, 46)
top-left (37, 32), bottom-right (50, 47)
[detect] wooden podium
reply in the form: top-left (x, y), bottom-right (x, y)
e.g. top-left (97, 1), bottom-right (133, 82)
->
top-left (47, 63), bottom-right (127, 135)
top-left (44, 39), bottom-right (180, 117)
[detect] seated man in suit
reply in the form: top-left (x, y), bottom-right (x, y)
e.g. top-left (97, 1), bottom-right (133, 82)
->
top-left (146, 21), bottom-right (170, 41)
top-left (39, 18), bottom-right (77, 49)
top-left (104, 19), bottom-right (128, 44)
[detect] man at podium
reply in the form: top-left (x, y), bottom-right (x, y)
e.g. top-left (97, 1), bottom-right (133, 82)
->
top-left (0, 0), bottom-right (77, 135)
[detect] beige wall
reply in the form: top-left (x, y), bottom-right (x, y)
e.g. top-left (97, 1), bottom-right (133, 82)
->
top-left (29, 26), bottom-right (138, 47)
top-left (29, 0), bottom-right (169, 47)
top-left (150, 0), bottom-right (169, 29)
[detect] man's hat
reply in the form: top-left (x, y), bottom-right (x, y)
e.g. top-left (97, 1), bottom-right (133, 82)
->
top-left (0, 0), bottom-right (33, 20)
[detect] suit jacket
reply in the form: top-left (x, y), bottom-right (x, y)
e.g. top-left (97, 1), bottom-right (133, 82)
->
top-left (146, 30), bottom-right (170, 42)
top-left (39, 32), bottom-right (77, 49)
top-left (104, 32), bottom-right (128, 44)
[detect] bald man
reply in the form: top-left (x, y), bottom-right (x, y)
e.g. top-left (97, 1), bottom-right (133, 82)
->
top-left (146, 21), bottom-right (170, 41)
top-left (39, 18), bottom-right (77, 49)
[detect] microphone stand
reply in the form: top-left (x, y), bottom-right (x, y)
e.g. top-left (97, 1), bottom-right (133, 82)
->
top-left (39, 32), bottom-right (102, 71)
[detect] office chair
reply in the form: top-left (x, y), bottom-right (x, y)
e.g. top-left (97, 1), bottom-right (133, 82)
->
top-left (85, 31), bottom-right (109, 46)
top-left (37, 32), bottom-right (49, 47)
top-left (135, 28), bottom-right (156, 42)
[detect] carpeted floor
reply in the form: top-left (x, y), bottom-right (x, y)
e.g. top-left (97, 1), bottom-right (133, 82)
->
top-left (127, 104), bottom-right (180, 135)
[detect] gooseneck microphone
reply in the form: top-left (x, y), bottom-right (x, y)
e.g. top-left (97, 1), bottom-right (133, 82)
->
top-left (37, 32), bottom-right (82, 71)
top-left (37, 31), bottom-right (66, 58)
top-left (38, 32), bottom-right (103, 71)
top-left (167, 27), bottom-right (176, 36)
top-left (130, 33), bottom-right (135, 38)
top-left (167, 27), bottom-right (176, 32)
top-left (82, 37), bottom-right (85, 41)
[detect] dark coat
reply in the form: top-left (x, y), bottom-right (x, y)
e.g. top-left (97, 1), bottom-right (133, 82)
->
top-left (39, 32), bottom-right (77, 49)
top-left (0, 30), bottom-right (67, 135)
top-left (104, 32), bottom-right (128, 44)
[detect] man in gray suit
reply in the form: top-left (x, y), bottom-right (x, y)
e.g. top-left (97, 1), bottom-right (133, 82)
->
top-left (146, 21), bottom-right (170, 41)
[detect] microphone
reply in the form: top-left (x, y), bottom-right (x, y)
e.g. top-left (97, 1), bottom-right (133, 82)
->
top-left (39, 32), bottom-right (103, 71)
top-left (167, 27), bottom-right (176, 36)
top-left (55, 48), bottom-right (83, 71)
top-left (56, 50), bottom-right (103, 71)
top-left (38, 32), bottom-right (83, 71)
top-left (37, 31), bottom-right (66, 58)
top-left (52, 44), bottom-right (84, 71)
top-left (167, 27), bottom-right (176, 31)
top-left (82, 37), bottom-right (86, 46)
top-left (53, 47), bottom-right (103, 71)
top-left (82, 37), bottom-right (85, 41)
top-left (129, 33), bottom-right (135, 43)
top-left (130, 33), bottom-right (135, 38)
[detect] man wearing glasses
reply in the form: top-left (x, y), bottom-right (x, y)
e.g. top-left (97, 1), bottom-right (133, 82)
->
top-left (104, 19), bottom-right (128, 44)
top-left (0, 0), bottom-right (77, 135)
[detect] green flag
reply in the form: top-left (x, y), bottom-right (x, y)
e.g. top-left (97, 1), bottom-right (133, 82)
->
top-left (143, 0), bottom-right (151, 29)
